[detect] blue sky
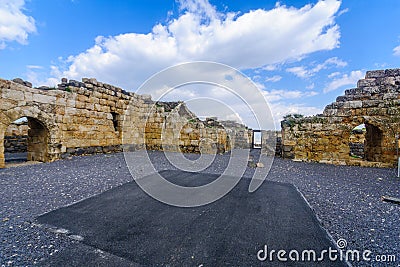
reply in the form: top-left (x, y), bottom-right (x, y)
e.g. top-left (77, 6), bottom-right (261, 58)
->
top-left (1, 0), bottom-right (400, 128)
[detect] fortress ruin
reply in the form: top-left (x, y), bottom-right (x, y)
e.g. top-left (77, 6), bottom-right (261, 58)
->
top-left (0, 77), bottom-right (254, 168)
top-left (281, 69), bottom-right (400, 167)
top-left (1, 68), bottom-right (400, 168)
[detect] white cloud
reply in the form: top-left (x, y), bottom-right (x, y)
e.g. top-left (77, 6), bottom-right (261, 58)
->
top-left (262, 64), bottom-right (279, 71)
top-left (265, 75), bottom-right (282, 82)
top-left (286, 66), bottom-right (309, 78)
top-left (286, 57), bottom-right (347, 78)
top-left (263, 89), bottom-right (318, 102)
top-left (337, 8), bottom-right (349, 16)
top-left (51, 0), bottom-right (342, 90)
top-left (393, 45), bottom-right (400, 56)
top-left (328, 71), bottom-right (340, 78)
top-left (324, 70), bottom-right (364, 93)
top-left (0, 0), bottom-right (36, 49)
top-left (306, 83), bottom-right (315, 89)
top-left (26, 65), bottom-right (59, 87)
top-left (27, 65), bottom-right (43, 69)
top-left (270, 102), bottom-right (323, 128)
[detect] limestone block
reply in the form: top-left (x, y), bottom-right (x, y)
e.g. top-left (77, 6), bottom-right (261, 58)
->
top-left (83, 102), bottom-right (93, 110)
top-left (336, 109), bottom-right (352, 117)
top-left (55, 106), bottom-right (65, 115)
top-left (1, 99), bottom-right (18, 111)
top-left (344, 101), bottom-right (362, 109)
top-left (365, 70), bottom-right (385, 78)
top-left (362, 100), bottom-right (380, 108)
top-left (2, 88), bottom-right (25, 101)
top-left (101, 106), bottom-right (111, 113)
top-left (383, 93), bottom-right (397, 100)
top-left (24, 91), bottom-right (33, 102)
top-left (66, 99), bottom-right (76, 108)
top-left (93, 91), bottom-right (102, 98)
top-left (387, 107), bottom-right (400, 115)
top-left (32, 94), bottom-right (56, 104)
top-left (357, 79), bottom-right (376, 88)
top-left (77, 95), bottom-right (89, 103)
top-left (99, 99), bottom-right (107, 105)
top-left (54, 98), bottom-right (66, 107)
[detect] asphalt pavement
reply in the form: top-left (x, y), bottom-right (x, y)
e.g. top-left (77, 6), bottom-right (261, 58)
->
top-left (37, 170), bottom-right (347, 266)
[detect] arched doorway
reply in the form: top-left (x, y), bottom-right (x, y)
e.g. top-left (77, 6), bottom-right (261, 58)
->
top-left (348, 122), bottom-right (383, 162)
top-left (3, 116), bottom-right (49, 166)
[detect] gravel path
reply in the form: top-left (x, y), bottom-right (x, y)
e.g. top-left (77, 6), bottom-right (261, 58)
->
top-left (0, 151), bottom-right (399, 266)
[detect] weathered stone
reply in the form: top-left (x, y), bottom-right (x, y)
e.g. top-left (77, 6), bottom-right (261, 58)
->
top-left (336, 96), bottom-right (348, 102)
top-left (344, 101), bottom-right (362, 109)
top-left (2, 89), bottom-right (25, 101)
top-left (0, 75), bottom-right (259, 168)
top-left (281, 68), bottom-right (400, 167)
top-left (357, 79), bottom-right (377, 88)
top-left (365, 70), bottom-right (386, 79)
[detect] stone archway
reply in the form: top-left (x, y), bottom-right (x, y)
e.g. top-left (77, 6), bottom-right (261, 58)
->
top-left (2, 117), bottom-right (50, 166)
top-left (0, 107), bottom-right (58, 168)
top-left (347, 122), bottom-right (383, 162)
top-left (344, 118), bottom-right (384, 163)
top-left (26, 117), bottom-right (49, 162)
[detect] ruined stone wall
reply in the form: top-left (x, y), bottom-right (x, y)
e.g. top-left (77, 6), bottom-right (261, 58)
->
top-left (219, 120), bottom-right (252, 149)
top-left (0, 77), bottom-right (240, 167)
top-left (261, 131), bottom-right (281, 156)
top-left (4, 122), bottom-right (28, 153)
top-left (281, 69), bottom-right (400, 167)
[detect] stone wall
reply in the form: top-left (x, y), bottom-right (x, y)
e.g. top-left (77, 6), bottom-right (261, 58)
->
top-left (4, 121), bottom-right (28, 153)
top-left (281, 68), bottom-right (400, 167)
top-left (261, 131), bottom-right (281, 156)
top-left (219, 120), bottom-right (252, 149)
top-left (349, 129), bottom-right (365, 158)
top-left (0, 77), bottom-right (252, 168)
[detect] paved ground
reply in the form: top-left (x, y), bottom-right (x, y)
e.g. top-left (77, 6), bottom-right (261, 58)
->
top-left (37, 170), bottom-right (345, 266)
top-left (0, 151), bottom-right (399, 266)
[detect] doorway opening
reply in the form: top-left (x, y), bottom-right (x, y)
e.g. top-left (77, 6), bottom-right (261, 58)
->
top-left (348, 122), bottom-right (383, 162)
top-left (4, 117), bottom-right (49, 166)
top-left (252, 130), bottom-right (262, 149)
top-left (349, 124), bottom-right (365, 159)
top-left (364, 123), bottom-right (383, 162)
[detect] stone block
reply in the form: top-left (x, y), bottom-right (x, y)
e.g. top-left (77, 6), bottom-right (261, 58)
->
top-left (357, 79), bottom-right (377, 88)
top-left (344, 101), bottom-right (362, 109)
top-left (32, 94), bottom-right (56, 104)
top-left (365, 70), bottom-right (385, 78)
top-left (2, 88), bottom-right (25, 101)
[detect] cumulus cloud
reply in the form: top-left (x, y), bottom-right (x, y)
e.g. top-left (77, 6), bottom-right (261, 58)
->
top-left (286, 57), bottom-right (347, 78)
top-left (54, 0), bottom-right (342, 90)
top-left (324, 70), bottom-right (364, 93)
top-left (265, 75), bottom-right (282, 82)
top-left (263, 89), bottom-right (318, 102)
top-left (393, 45), bottom-right (400, 56)
top-left (270, 102), bottom-right (322, 121)
top-left (262, 89), bottom-right (320, 128)
top-left (0, 0), bottom-right (36, 49)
